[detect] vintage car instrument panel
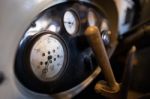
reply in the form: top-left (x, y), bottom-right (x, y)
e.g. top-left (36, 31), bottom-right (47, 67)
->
top-left (15, 1), bottom-right (115, 95)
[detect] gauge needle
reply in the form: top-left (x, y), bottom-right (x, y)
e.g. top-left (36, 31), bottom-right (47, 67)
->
top-left (42, 57), bottom-right (52, 74)
top-left (64, 21), bottom-right (74, 25)
top-left (42, 61), bottom-right (49, 76)
top-left (48, 59), bottom-right (55, 71)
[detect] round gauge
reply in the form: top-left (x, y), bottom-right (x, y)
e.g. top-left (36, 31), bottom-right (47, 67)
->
top-left (29, 33), bottom-right (67, 82)
top-left (63, 10), bottom-right (79, 35)
top-left (88, 8), bottom-right (98, 26)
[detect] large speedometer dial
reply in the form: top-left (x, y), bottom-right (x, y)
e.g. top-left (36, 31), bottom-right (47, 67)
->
top-left (63, 10), bottom-right (79, 35)
top-left (29, 33), bottom-right (67, 82)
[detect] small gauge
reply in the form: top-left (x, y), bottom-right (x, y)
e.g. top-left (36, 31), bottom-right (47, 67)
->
top-left (29, 33), bottom-right (67, 82)
top-left (88, 8), bottom-right (98, 26)
top-left (63, 10), bottom-right (79, 35)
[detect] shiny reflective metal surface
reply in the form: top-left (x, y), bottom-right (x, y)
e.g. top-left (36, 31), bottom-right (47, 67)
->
top-left (0, 0), bottom-right (118, 99)
top-left (15, 67), bottom-right (101, 99)
top-left (52, 67), bottom-right (101, 99)
top-left (101, 31), bottom-right (111, 46)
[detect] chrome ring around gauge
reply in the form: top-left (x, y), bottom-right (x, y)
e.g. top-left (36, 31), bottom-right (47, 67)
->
top-left (63, 9), bottom-right (79, 35)
top-left (29, 32), bottom-right (68, 82)
top-left (99, 20), bottom-right (112, 46)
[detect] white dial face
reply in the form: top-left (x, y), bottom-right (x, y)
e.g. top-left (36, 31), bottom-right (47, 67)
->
top-left (30, 34), bottom-right (66, 81)
top-left (63, 10), bottom-right (79, 35)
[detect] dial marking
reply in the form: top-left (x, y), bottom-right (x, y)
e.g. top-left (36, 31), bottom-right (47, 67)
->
top-left (63, 10), bottom-right (79, 35)
top-left (30, 34), bottom-right (66, 81)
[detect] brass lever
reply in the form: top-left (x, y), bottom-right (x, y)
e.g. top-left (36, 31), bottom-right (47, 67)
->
top-left (84, 26), bottom-right (120, 97)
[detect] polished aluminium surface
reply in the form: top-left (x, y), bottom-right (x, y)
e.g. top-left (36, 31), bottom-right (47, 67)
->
top-left (15, 67), bottom-right (101, 99)
top-left (0, 0), bottom-right (118, 99)
top-left (52, 67), bottom-right (101, 99)
top-left (0, 1), bottom-right (68, 98)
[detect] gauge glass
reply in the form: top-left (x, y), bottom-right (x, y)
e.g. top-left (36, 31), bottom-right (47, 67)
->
top-left (100, 19), bottom-right (109, 32)
top-left (88, 9), bottom-right (98, 26)
top-left (63, 10), bottom-right (79, 35)
top-left (30, 34), bottom-right (66, 81)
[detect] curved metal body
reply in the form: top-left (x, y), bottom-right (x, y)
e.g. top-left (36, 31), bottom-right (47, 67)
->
top-left (0, 0), bottom-right (118, 99)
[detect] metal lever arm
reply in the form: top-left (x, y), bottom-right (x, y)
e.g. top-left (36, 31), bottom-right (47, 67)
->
top-left (84, 26), bottom-right (120, 96)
